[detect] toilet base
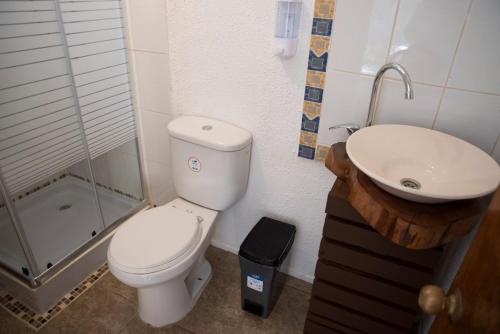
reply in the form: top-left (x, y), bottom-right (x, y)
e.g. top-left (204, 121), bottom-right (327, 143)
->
top-left (137, 258), bottom-right (212, 327)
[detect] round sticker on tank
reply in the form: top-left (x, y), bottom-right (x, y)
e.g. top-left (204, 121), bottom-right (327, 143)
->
top-left (188, 157), bottom-right (201, 172)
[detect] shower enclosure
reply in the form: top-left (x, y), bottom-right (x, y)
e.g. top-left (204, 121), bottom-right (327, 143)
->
top-left (0, 0), bottom-right (147, 308)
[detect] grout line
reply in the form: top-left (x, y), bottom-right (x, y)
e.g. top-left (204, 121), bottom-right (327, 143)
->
top-left (381, 75), bottom-right (500, 97)
top-left (430, 87), bottom-right (446, 129)
top-left (332, 68), bottom-right (500, 97)
top-left (443, 84), bottom-right (500, 97)
top-left (142, 108), bottom-right (172, 118)
top-left (129, 48), bottom-right (168, 55)
top-left (176, 325), bottom-right (197, 334)
top-left (117, 313), bottom-right (141, 334)
top-left (329, 67), bottom-right (375, 79)
top-left (490, 133), bottom-right (500, 156)
top-left (369, 0), bottom-right (401, 127)
top-left (430, 87), bottom-right (446, 130)
top-left (283, 281), bottom-right (313, 296)
top-left (383, 0), bottom-right (401, 63)
top-left (120, 4), bottom-right (154, 206)
top-left (431, 0), bottom-right (474, 129)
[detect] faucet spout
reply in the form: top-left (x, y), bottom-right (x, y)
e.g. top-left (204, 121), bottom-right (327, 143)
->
top-left (366, 63), bottom-right (414, 127)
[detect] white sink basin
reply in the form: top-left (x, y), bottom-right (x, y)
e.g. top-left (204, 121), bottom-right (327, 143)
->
top-left (346, 124), bottom-right (500, 203)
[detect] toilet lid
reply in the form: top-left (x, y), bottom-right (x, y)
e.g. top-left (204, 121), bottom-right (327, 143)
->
top-left (109, 206), bottom-right (201, 271)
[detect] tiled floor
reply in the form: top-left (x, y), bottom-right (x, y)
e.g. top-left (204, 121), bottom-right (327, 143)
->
top-left (0, 247), bottom-right (312, 334)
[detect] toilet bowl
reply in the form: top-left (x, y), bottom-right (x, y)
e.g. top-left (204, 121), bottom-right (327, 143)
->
top-left (108, 198), bottom-right (218, 327)
top-left (107, 115), bottom-right (252, 327)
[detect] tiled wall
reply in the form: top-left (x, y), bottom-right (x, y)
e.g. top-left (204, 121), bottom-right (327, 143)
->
top-left (122, 0), bottom-right (177, 205)
top-left (300, 0), bottom-right (500, 163)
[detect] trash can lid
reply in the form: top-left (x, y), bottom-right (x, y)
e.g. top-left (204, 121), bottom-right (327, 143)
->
top-left (239, 217), bottom-right (296, 267)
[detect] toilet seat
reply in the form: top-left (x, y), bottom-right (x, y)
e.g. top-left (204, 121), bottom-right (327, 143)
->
top-left (108, 206), bottom-right (202, 274)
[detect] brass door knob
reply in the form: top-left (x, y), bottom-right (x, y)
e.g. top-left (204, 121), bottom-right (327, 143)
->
top-left (418, 285), bottom-right (463, 321)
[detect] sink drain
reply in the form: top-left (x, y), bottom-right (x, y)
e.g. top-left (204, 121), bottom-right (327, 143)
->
top-left (400, 178), bottom-right (421, 190)
top-left (58, 204), bottom-right (72, 211)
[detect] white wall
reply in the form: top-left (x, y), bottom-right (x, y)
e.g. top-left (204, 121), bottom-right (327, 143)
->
top-left (165, 0), bottom-right (337, 281)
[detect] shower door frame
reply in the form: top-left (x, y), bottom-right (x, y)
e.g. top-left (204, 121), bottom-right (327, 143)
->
top-left (0, 0), bottom-right (149, 288)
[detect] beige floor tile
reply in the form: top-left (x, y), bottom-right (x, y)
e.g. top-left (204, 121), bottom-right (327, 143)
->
top-left (1, 247), bottom-right (311, 334)
top-left (99, 272), bottom-right (137, 304)
top-left (176, 260), bottom-right (242, 333)
top-left (37, 283), bottom-right (136, 334)
top-left (282, 275), bottom-right (313, 295)
top-left (120, 316), bottom-right (192, 334)
top-left (0, 307), bottom-right (33, 334)
top-left (235, 286), bottom-right (310, 334)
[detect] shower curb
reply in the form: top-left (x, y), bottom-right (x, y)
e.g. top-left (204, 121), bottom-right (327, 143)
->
top-left (0, 262), bottom-right (109, 331)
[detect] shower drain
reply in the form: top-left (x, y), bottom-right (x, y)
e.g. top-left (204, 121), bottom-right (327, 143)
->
top-left (400, 178), bottom-right (421, 190)
top-left (58, 204), bottom-right (72, 211)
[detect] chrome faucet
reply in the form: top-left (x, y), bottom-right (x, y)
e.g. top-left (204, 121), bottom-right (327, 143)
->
top-left (329, 123), bottom-right (360, 135)
top-left (329, 63), bottom-right (414, 136)
top-left (366, 63), bottom-right (414, 127)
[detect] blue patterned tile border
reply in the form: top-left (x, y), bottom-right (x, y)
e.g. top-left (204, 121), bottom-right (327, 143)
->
top-left (301, 114), bottom-right (320, 133)
top-left (311, 18), bottom-right (333, 36)
top-left (304, 86), bottom-right (323, 103)
top-left (308, 51), bottom-right (329, 72)
top-left (298, 144), bottom-right (316, 160)
top-left (298, 0), bottom-right (336, 161)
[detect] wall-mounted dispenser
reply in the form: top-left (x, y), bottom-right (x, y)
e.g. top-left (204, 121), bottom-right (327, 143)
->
top-left (274, 0), bottom-right (302, 58)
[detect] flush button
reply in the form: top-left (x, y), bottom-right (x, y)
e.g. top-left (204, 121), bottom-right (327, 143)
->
top-left (202, 125), bottom-right (212, 131)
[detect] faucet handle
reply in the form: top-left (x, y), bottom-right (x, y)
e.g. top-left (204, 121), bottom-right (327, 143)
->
top-left (329, 123), bottom-right (360, 135)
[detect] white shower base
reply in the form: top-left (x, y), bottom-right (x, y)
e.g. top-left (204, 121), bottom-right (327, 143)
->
top-left (0, 175), bottom-right (144, 312)
top-left (0, 176), bottom-right (138, 274)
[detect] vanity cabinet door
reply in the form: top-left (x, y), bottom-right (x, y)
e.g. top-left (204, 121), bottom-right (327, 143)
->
top-left (426, 188), bottom-right (500, 333)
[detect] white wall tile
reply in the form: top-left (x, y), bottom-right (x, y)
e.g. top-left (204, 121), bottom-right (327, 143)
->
top-left (94, 147), bottom-right (144, 199)
top-left (117, 140), bottom-right (139, 157)
top-left (141, 109), bottom-right (172, 165)
top-left (375, 79), bottom-right (443, 127)
top-left (448, 0), bottom-right (500, 94)
top-left (317, 70), bottom-right (373, 145)
top-left (131, 51), bottom-right (171, 114)
top-left (330, 0), bottom-right (398, 75)
top-left (147, 160), bottom-right (177, 206)
top-left (491, 137), bottom-right (500, 163)
top-left (124, 0), bottom-right (168, 53)
top-left (434, 89), bottom-right (500, 153)
top-left (387, 0), bottom-right (470, 85)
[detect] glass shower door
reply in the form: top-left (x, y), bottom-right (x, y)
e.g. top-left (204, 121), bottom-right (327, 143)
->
top-left (0, 0), bottom-right (105, 278)
top-left (0, 186), bottom-right (33, 277)
top-left (57, 0), bottom-right (144, 227)
top-left (0, 0), bottom-right (145, 281)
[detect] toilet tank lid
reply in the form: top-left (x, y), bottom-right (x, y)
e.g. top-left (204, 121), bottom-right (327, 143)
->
top-left (168, 115), bottom-right (252, 152)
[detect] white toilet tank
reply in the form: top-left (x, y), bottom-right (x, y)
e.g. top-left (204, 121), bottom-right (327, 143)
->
top-left (167, 116), bottom-right (252, 211)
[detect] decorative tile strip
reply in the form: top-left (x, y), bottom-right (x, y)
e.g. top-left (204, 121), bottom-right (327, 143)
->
top-left (0, 263), bottom-right (109, 331)
top-left (10, 173), bottom-right (68, 203)
top-left (298, 0), bottom-right (336, 161)
top-left (315, 144), bottom-right (331, 161)
top-left (2, 173), bottom-right (143, 206)
top-left (68, 173), bottom-right (143, 202)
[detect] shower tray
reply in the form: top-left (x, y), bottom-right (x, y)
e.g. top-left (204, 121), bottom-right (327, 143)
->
top-left (0, 175), bottom-right (146, 312)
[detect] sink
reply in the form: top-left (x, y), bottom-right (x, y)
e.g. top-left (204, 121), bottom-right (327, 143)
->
top-left (346, 124), bottom-right (500, 203)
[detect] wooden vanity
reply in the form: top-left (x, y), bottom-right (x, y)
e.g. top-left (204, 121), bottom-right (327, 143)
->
top-left (303, 143), bottom-right (490, 334)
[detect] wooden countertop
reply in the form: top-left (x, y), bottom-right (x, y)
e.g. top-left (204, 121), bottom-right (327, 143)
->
top-left (325, 142), bottom-right (490, 249)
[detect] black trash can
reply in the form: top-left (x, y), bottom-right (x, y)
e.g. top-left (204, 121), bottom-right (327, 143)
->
top-left (239, 217), bottom-right (296, 318)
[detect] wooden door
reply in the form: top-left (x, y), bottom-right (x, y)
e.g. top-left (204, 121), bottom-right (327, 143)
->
top-left (422, 187), bottom-right (500, 333)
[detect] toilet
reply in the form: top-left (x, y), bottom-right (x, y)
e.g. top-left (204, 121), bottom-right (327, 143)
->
top-left (107, 115), bottom-right (252, 327)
